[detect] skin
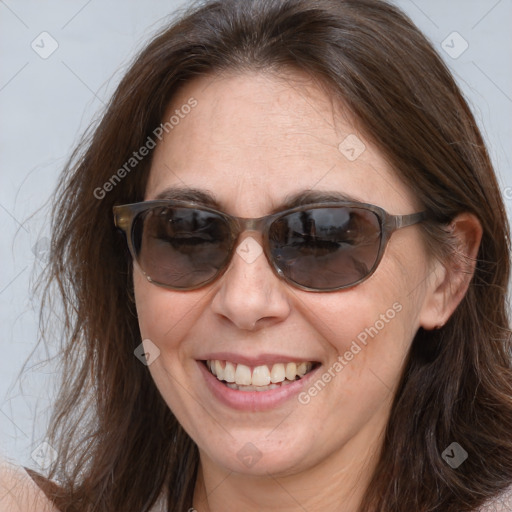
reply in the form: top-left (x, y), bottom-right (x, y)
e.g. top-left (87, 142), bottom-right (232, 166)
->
top-left (134, 70), bottom-right (481, 512)
top-left (0, 459), bottom-right (58, 512)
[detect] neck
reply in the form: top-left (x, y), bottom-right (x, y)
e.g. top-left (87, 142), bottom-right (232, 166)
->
top-left (192, 420), bottom-right (385, 512)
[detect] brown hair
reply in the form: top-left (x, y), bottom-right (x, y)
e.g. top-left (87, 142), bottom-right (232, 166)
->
top-left (32, 0), bottom-right (512, 510)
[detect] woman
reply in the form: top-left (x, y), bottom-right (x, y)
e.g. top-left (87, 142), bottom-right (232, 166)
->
top-left (1, 0), bottom-right (512, 510)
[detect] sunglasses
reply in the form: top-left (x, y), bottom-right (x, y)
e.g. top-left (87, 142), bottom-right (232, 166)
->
top-left (113, 200), bottom-right (427, 292)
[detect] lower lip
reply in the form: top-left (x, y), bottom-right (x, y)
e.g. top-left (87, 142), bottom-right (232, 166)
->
top-left (197, 361), bottom-right (321, 412)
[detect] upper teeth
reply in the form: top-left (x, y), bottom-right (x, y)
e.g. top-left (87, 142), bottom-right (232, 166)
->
top-left (207, 360), bottom-right (313, 387)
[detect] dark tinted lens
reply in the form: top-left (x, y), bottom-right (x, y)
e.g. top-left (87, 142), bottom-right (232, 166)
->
top-left (132, 206), bottom-right (232, 288)
top-left (269, 207), bottom-right (382, 290)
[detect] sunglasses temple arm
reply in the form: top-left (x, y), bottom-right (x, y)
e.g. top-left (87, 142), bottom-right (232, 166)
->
top-left (391, 211), bottom-right (429, 230)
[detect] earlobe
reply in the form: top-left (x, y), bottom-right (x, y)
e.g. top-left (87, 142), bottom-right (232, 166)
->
top-left (419, 213), bottom-right (483, 330)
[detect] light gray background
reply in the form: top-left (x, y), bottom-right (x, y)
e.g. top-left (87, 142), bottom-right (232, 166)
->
top-left (1, 0), bottom-right (511, 469)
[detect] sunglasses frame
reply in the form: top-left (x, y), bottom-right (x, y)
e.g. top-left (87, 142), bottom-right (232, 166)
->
top-left (113, 199), bottom-right (428, 292)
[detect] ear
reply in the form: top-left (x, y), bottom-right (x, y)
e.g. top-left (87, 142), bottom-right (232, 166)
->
top-left (419, 213), bottom-right (483, 330)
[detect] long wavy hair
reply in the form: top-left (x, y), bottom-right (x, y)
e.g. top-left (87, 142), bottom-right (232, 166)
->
top-left (29, 0), bottom-right (512, 510)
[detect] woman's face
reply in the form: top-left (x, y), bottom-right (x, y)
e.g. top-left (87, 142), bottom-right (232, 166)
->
top-left (134, 71), bottom-right (434, 479)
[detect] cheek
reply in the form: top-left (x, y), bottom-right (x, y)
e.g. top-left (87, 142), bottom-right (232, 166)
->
top-left (302, 244), bottom-right (427, 394)
top-left (308, 293), bottom-right (408, 409)
top-left (284, 286), bottom-right (414, 471)
top-left (133, 271), bottom-right (202, 352)
top-left (133, 271), bottom-right (207, 426)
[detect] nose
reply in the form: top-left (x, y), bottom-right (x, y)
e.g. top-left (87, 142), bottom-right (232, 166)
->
top-left (210, 233), bottom-right (292, 330)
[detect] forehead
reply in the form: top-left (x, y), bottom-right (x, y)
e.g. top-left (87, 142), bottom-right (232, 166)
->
top-left (145, 71), bottom-right (418, 216)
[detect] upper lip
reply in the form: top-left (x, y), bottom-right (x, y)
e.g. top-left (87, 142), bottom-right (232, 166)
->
top-left (198, 352), bottom-right (321, 367)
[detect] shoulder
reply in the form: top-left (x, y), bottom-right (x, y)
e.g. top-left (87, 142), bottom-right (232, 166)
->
top-left (0, 457), bottom-right (60, 512)
top-left (478, 484), bottom-right (512, 511)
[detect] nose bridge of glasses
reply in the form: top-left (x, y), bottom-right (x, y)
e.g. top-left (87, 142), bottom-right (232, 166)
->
top-left (233, 215), bottom-right (269, 237)
top-left (228, 216), bottom-right (271, 260)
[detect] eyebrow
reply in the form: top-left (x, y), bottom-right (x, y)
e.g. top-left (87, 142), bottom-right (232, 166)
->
top-left (152, 187), bottom-right (359, 214)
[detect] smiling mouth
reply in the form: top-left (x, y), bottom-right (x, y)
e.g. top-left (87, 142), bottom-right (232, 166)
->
top-left (203, 360), bottom-right (320, 392)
